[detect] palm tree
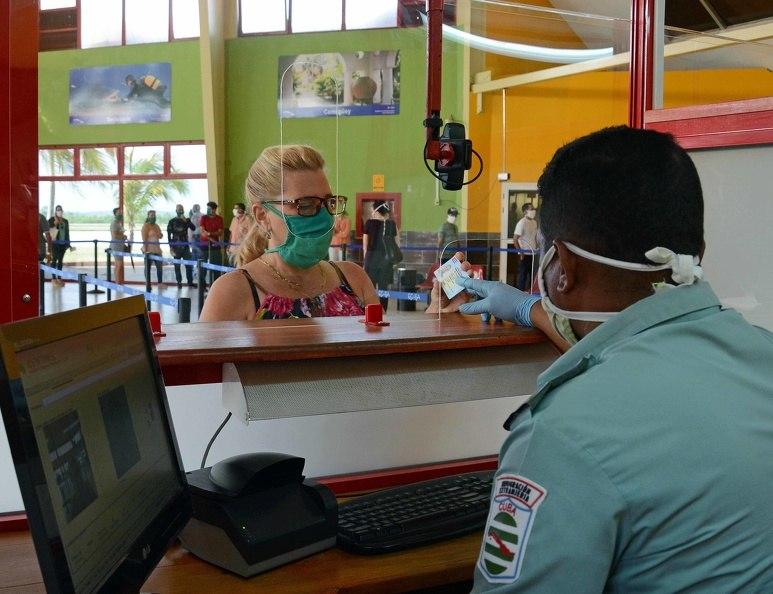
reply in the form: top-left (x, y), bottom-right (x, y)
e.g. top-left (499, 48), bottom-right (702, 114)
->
top-left (44, 148), bottom-right (115, 217)
top-left (122, 148), bottom-right (189, 241)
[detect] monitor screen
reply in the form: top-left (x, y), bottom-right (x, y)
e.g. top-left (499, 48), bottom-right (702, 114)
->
top-left (0, 297), bottom-right (190, 593)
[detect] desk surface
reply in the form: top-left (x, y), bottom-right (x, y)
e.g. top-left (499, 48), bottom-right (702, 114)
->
top-left (157, 314), bottom-right (546, 386)
top-left (0, 529), bottom-right (481, 593)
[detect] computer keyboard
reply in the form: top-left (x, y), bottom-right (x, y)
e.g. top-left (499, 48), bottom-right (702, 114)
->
top-left (337, 470), bottom-right (495, 554)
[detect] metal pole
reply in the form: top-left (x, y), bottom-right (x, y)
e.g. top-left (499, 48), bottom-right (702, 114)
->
top-left (145, 254), bottom-right (151, 294)
top-left (342, 243), bottom-right (347, 261)
top-left (39, 268), bottom-right (45, 316)
top-left (78, 273), bottom-right (87, 307)
top-left (106, 249), bottom-right (112, 301)
top-left (486, 246), bottom-right (494, 281)
top-left (178, 297), bottom-right (191, 323)
top-left (87, 239), bottom-right (105, 294)
top-left (197, 259), bottom-right (205, 314)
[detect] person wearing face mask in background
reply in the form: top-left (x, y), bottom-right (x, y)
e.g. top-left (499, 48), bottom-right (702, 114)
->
top-left (141, 209), bottom-right (164, 285)
top-left (329, 210), bottom-right (351, 262)
top-left (228, 202), bottom-right (252, 267)
top-left (110, 207), bottom-right (127, 285)
top-left (199, 201), bottom-right (224, 287)
top-left (431, 127), bottom-right (773, 592)
top-left (363, 200), bottom-right (399, 312)
top-left (167, 204), bottom-right (195, 288)
top-left (189, 203), bottom-right (203, 265)
top-left (201, 145), bottom-right (379, 321)
top-left (48, 205), bottom-right (73, 287)
top-left (513, 203), bottom-right (538, 291)
top-left (437, 207), bottom-right (459, 263)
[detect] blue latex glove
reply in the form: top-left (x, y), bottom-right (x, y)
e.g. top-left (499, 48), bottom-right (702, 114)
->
top-left (456, 277), bottom-right (540, 327)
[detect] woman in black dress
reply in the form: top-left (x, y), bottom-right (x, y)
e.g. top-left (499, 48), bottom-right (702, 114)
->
top-left (362, 200), bottom-right (399, 312)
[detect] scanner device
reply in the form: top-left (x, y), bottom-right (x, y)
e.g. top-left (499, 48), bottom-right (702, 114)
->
top-left (179, 452), bottom-right (337, 577)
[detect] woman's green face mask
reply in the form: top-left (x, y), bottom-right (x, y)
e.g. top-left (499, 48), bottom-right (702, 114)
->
top-left (263, 203), bottom-right (333, 269)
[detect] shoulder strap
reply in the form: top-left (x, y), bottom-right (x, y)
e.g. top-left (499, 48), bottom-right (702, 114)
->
top-left (328, 261), bottom-right (355, 292)
top-left (238, 269), bottom-right (262, 311)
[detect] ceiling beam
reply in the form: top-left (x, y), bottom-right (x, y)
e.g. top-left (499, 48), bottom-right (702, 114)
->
top-left (471, 19), bottom-right (773, 94)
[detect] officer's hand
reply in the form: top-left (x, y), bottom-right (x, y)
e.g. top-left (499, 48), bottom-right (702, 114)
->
top-left (456, 278), bottom-right (539, 327)
top-left (69, 246), bottom-right (76, 252)
top-left (45, 252), bottom-right (52, 264)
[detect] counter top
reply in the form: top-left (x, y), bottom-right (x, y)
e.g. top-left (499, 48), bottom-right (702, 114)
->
top-left (156, 314), bottom-right (548, 386)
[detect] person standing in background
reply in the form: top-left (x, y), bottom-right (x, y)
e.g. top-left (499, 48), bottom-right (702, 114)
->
top-left (110, 207), bottom-right (127, 285)
top-left (513, 203), bottom-right (538, 291)
top-left (48, 205), bottom-right (72, 287)
top-left (329, 210), bottom-right (351, 261)
top-left (363, 200), bottom-right (398, 312)
top-left (141, 209), bottom-right (164, 285)
top-left (228, 202), bottom-right (252, 267)
top-left (437, 207), bottom-right (459, 263)
top-left (38, 213), bottom-right (51, 265)
top-left (167, 204), bottom-right (195, 287)
top-left (189, 203), bottom-right (202, 263)
top-left (200, 201), bottom-right (224, 286)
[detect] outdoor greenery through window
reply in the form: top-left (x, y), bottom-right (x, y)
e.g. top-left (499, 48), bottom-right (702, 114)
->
top-left (38, 143), bottom-right (208, 263)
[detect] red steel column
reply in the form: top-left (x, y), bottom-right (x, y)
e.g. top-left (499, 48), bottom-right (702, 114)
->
top-left (0, 0), bottom-right (39, 322)
top-left (629, 0), bottom-right (655, 129)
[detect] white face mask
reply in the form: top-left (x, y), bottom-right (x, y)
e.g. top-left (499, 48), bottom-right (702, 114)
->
top-left (538, 241), bottom-right (703, 344)
top-left (526, 210), bottom-right (536, 219)
top-left (447, 215), bottom-right (457, 224)
top-left (233, 208), bottom-right (241, 217)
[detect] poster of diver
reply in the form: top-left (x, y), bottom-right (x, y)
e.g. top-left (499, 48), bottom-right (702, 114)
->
top-left (69, 62), bottom-right (172, 125)
top-left (278, 51), bottom-right (400, 118)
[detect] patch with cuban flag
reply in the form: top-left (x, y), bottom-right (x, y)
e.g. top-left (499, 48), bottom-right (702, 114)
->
top-left (477, 474), bottom-right (547, 583)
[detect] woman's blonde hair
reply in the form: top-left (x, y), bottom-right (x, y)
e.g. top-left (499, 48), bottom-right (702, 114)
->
top-left (237, 144), bottom-right (326, 266)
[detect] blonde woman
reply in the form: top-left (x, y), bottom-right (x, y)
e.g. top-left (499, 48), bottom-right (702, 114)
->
top-left (200, 145), bottom-right (379, 321)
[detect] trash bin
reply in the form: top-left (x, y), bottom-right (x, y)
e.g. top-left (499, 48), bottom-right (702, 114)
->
top-left (396, 268), bottom-right (417, 312)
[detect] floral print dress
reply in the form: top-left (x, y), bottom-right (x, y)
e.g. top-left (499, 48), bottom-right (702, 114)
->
top-left (239, 262), bottom-right (365, 320)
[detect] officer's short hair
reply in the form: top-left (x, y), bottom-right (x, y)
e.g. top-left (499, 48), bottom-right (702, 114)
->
top-left (537, 126), bottom-right (703, 263)
top-left (234, 202), bottom-right (246, 211)
top-left (521, 203), bottom-right (534, 214)
top-left (206, 201), bottom-right (218, 210)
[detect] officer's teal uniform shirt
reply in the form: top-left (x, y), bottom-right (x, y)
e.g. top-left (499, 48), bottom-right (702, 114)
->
top-left (472, 281), bottom-right (773, 592)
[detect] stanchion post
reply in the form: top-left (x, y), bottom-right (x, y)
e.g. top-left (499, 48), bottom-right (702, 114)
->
top-left (342, 243), bottom-right (347, 261)
top-left (39, 268), bottom-right (45, 316)
top-left (105, 249), bottom-right (112, 301)
top-left (486, 246), bottom-right (494, 281)
top-left (144, 254), bottom-right (151, 293)
top-left (178, 297), bottom-right (191, 323)
top-left (197, 259), bottom-right (205, 314)
top-left (78, 273), bottom-right (87, 307)
top-left (87, 239), bottom-right (105, 294)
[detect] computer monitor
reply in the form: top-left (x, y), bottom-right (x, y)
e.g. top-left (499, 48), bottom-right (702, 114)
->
top-left (0, 296), bottom-right (191, 594)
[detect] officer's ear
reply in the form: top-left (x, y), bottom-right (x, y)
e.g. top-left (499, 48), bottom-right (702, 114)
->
top-left (553, 240), bottom-right (578, 294)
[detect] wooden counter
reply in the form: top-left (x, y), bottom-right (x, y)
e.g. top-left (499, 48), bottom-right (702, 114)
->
top-left (0, 527), bottom-right (482, 594)
top-left (156, 314), bottom-right (548, 386)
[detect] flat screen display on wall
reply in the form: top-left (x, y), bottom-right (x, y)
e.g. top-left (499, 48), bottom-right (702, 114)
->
top-left (69, 62), bottom-right (172, 125)
top-left (278, 51), bottom-right (400, 118)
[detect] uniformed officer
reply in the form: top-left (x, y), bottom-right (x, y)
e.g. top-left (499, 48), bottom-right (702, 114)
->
top-left (456, 126), bottom-right (773, 591)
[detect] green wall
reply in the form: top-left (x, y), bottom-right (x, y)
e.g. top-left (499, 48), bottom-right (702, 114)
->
top-left (39, 41), bottom-right (203, 145)
top-left (225, 28), bottom-right (464, 232)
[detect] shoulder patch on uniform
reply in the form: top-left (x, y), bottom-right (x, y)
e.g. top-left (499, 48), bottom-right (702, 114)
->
top-left (477, 474), bottom-right (547, 584)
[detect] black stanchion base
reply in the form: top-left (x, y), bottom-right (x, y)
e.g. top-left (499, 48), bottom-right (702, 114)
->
top-left (86, 289), bottom-right (106, 294)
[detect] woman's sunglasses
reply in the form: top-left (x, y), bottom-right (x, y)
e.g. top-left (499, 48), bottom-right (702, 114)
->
top-left (263, 195), bottom-right (347, 217)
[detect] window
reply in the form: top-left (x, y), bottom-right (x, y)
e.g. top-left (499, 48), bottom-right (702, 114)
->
top-left (38, 143), bottom-right (208, 259)
top-left (292, 0), bottom-right (342, 33)
top-left (239, 0), bottom-right (416, 35)
top-left (73, 0), bottom-right (199, 50)
top-left (126, 0), bottom-right (170, 45)
top-left (346, 0), bottom-right (398, 30)
top-left (241, 0), bottom-right (287, 34)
